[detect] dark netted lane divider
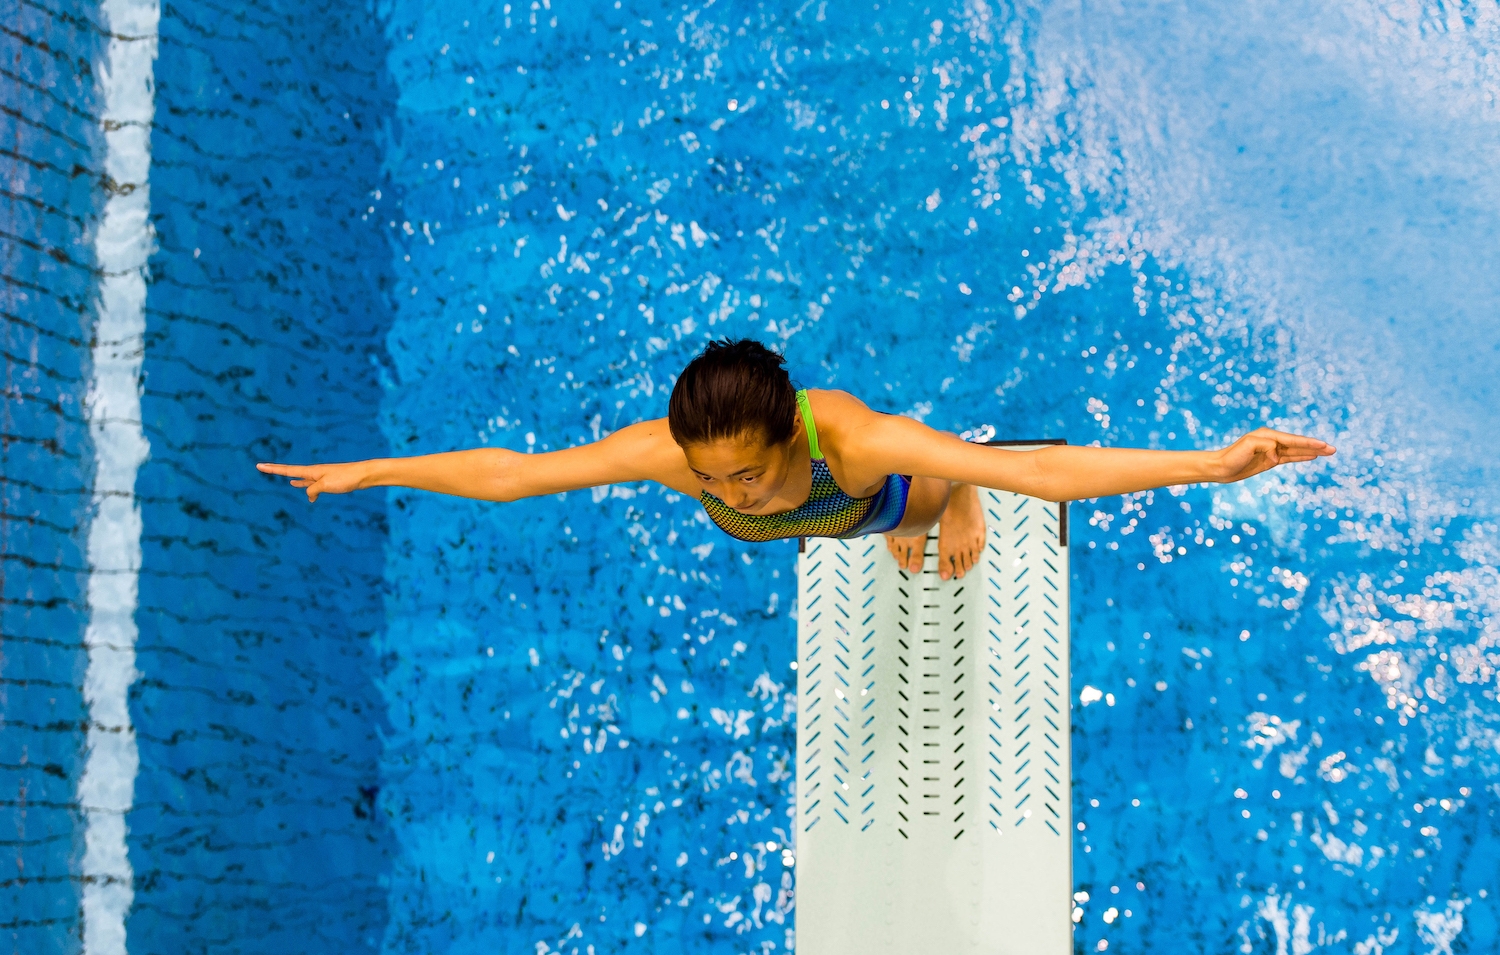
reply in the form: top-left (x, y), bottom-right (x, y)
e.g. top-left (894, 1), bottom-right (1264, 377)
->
top-left (126, 4), bottom-right (399, 952)
top-left (5, 2), bottom-right (401, 952)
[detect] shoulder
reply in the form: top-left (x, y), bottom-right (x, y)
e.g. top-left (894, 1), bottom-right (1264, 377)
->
top-left (598, 417), bottom-right (698, 493)
top-left (804, 389), bottom-right (968, 481)
top-left (801, 389), bottom-right (899, 492)
top-left (603, 417), bottom-right (687, 463)
top-left (802, 388), bottom-right (883, 430)
top-left (607, 416), bottom-right (678, 447)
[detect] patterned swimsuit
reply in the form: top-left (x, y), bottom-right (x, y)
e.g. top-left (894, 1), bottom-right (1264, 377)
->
top-left (699, 391), bottom-right (912, 542)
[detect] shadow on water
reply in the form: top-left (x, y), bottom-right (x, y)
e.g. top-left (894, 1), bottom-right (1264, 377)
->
top-left (129, 2), bottom-right (398, 950)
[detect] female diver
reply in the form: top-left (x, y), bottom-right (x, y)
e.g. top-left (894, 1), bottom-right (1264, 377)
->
top-left (257, 339), bottom-right (1335, 579)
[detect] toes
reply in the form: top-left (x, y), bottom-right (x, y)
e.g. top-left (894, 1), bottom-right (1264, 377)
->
top-left (885, 536), bottom-right (934, 575)
top-left (937, 532), bottom-right (984, 580)
top-left (956, 548), bottom-right (974, 579)
top-left (888, 537), bottom-right (923, 575)
top-left (886, 537), bottom-right (908, 568)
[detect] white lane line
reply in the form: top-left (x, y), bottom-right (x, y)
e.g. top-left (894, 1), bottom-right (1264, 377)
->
top-left (81, 1), bottom-right (158, 952)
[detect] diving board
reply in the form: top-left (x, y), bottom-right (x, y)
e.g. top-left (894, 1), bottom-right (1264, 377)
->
top-left (795, 451), bottom-right (1072, 954)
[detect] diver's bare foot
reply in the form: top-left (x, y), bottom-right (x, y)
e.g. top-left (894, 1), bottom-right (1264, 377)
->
top-left (885, 533), bottom-right (926, 575)
top-left (936, 483), bottom-right (985, 580)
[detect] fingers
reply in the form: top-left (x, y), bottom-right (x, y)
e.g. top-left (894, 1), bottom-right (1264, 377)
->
top-left (1252, 429), bottom-right (1337, 453)
top-left (1258, 439), bottom-right (1337, 470)
top-left (258, 462), bottom-right (325, 503)
top-left (257, 463), bottom-right (312, 477)
top-left (1228, 432), bottom-right (1337, 481)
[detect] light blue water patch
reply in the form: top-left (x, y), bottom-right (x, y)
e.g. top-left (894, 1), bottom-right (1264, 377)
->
top-left (997, 0), bottom-right (1500, 497)
top-left (374, 1), bottom-right (1498, 953)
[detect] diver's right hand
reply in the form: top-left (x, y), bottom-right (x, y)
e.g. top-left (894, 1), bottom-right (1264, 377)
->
top-left (256, 461), bottom-right (367, 502)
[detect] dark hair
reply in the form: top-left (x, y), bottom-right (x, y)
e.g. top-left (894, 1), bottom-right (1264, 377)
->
top-left (668, 339), bottom-right (797, 447)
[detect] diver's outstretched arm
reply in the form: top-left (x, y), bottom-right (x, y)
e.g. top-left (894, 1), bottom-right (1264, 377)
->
top-left (256, 419), bottom-right (694, 503)
top-left (842, 406), bottom-right (1334, 502)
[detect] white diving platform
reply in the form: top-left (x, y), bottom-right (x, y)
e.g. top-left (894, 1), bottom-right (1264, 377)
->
top-left (795, 451), bottom-right (1072, 954)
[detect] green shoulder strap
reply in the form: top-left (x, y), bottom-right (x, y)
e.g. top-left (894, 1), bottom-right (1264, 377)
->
top-left (795, 389), bottom-right (823, 459)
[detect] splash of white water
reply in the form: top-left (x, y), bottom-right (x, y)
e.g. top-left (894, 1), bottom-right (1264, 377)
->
top-left (967, 0), bottom-right (1500, 503)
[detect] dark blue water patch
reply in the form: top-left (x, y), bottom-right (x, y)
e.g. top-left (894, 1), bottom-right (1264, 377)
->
top-left (0, 3), bottom-right (107, 952)
top-left (126, 3), bottom-right (398, 952)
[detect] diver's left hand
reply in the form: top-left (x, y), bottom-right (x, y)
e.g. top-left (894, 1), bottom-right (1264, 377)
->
top-left (1213, 428), bottom-right (1336, 483)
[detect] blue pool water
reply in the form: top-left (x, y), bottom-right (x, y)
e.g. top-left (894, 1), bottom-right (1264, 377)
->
top-left (5, 1), bottom-right (1499, 953)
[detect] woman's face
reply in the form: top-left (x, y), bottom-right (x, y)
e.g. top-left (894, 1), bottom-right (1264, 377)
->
top-left (681, 429), bottom-right (798, 512)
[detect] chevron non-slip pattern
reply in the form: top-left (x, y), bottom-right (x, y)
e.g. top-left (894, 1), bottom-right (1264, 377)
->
top-left (796, 476), bottom-right (1072, 954)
